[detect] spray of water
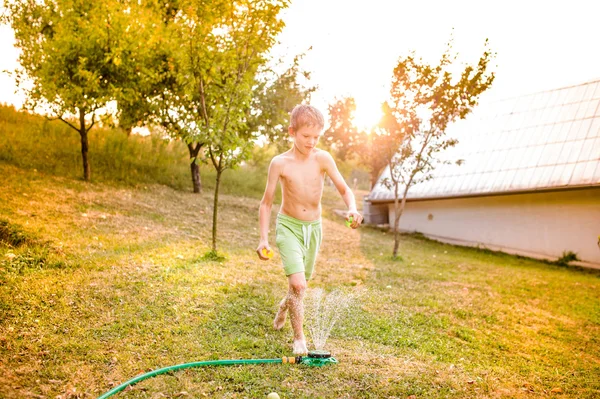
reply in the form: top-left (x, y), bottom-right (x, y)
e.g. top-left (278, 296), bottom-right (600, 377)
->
top-left (304, 288), bottom-right (356, 351)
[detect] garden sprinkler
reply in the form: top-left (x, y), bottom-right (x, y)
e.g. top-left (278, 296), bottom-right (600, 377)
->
top-left (301, 350), bottom-right (338, 367)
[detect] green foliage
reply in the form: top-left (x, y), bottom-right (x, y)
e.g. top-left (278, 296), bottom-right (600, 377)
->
top-left (199, 250), bottom-right (226, 262)
top-left (0, 105), bottom-right (192, 188)
top-left (246, 143), bottom-right (279, 169)
top-left (145, 0), bottom-right (291, 251)
top-left (555, 250), bottom-right (579, 266)
top-left (0, 105), bottom-right (277, 199)
top-left (3, 0), bottom-right (159, 180)
top-left (323, 97), bottom-right (360, 161)
top-left (334, 157), bottom-right (371, 191)
top-left (379, 37), bottom-right (495, 257)
top-left (251, 53), bottom-right (317, 149)
top-left (0, 219), bottom-right (34, 248)
top-left (383, 38), bottom-right (495, 194)
top-left (148, 0), bottom-right (293, 187)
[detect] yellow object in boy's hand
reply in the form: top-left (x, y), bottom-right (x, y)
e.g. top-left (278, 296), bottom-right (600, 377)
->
top-left (345, 215), bottom-right (354, 228)
top-left (261, 248), bottom-right (274, 259)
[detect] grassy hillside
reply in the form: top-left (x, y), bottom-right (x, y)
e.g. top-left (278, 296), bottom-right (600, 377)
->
top-left (0, 105), bottom-right (276, 199)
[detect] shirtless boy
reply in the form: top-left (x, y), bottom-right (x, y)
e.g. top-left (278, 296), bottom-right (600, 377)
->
top-left (256, 104), bottom-right (363, 355)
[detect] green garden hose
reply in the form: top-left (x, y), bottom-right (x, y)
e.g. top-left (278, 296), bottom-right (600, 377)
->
top-left (98, 355), bottom-right (337, 399)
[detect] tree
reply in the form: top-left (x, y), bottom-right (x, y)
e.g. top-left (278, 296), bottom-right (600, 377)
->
top-left (249, 53), bottom-right (316, 149)
top-left (323, 97), bottom-right (360, 161)
top-left (115, 0), bottom-right (184, 139)
top-left (202, 0), bottom-right (290, 255)
top-left (138, 0), bottom-right (213, 193)
top-left (4, 0), bottom-right (155, 181)
top-left (150, 0), bottom-right (289, 253)
top-left (356, 128), bottom-right (396, 189)
top-left (380, 39), bottom-right (495, 258)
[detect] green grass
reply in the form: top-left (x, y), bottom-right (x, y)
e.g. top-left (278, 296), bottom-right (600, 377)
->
top-left (0, 163), bottom-right (598, 398)
top-left (0, 104), bottom-right (278, 199)
top-left (1, 105), bottom-right (599, 398)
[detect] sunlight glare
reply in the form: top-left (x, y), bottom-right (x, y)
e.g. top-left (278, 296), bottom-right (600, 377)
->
top-left (353, 99), bottom-right (383, 132)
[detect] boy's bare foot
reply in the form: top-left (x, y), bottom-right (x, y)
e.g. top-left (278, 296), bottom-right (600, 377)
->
top-left (273, 299), bottom-right (287, 330)
top-left (292, 339), bottom-right (308, 355)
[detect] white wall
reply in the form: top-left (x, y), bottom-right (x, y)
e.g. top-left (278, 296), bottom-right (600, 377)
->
top-left (388, 188), bottom-right (600, 268)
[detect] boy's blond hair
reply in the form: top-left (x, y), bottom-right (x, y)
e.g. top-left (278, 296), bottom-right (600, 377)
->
top-left (290, 104), bottom-right (325, 131)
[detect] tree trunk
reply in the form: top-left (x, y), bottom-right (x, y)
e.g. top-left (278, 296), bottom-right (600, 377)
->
top-left (392, 183), bottom-right (410, 258)
top-left (190, 162), bottom-right (201, 193)
top-left (392, 184), bottom-right (400, 258)
top-left (187, 143), bottom-right (202, 193)
top-left (211, 168), bottom-right (222, 252)
top-left (79, 109), bottom-right (90, 181)
top-left (370, 169), bottom-right (379, 190)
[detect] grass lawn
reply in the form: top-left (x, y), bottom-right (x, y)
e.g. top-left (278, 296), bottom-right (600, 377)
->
top-left (1, 163), bottom-right (599, 399)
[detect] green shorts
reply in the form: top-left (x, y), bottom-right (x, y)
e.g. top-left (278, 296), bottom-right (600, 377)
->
top-left (275, 213), bottom-right (322, 280)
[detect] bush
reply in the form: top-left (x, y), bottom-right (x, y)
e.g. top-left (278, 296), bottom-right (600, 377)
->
top-left (555, 251), bottom-right (579, 266)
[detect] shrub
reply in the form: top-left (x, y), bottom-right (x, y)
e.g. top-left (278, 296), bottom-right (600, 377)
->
top-left (555, 251), bottom-right (579, 266)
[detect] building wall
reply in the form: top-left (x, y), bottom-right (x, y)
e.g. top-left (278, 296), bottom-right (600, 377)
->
top-left (363, 197), bottom-right (389, 225)
top-left (388, 187), bottom-right (600, 267)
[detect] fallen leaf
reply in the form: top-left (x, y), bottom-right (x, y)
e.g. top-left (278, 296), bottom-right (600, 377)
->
top-left (522, 383), bottom-right (534, 391)
top-left (551, 387), bottom-right (563, 393)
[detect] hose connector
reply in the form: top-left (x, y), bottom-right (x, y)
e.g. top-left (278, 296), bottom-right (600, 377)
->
top-left (281, 356), bottom-right (302, 364)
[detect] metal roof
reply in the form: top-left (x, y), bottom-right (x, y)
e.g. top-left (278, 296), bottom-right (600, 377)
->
top-left (369, 79), bottom-right (600, 203)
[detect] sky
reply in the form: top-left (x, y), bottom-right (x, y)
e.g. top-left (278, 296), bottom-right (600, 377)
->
top-left (1, 0), bottom-right (599, 129)
top-left (272, 0), bottom-right (600, 128)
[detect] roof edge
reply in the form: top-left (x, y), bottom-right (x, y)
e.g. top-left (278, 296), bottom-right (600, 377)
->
top-left (488, 77), bottom-right (600, 104)
top-left (368, 184), bottom-right (600, 204)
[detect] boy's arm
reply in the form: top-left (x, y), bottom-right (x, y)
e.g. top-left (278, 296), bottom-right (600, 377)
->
top-left (257, 157), bottom-right (281, 260)
top-left (321, 151), bottom-right (363, 229)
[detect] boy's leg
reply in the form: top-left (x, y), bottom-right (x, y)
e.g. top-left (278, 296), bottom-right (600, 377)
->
top-left (287, 272), bottom-right (308, 355)
top-left (273, 297), bottom-right (288, 330)
top-left (273, 272), bottom-right (308, 355)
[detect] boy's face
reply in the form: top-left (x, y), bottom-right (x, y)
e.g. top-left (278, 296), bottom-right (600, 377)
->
top-left (289, 125), bottom-right (322, 154)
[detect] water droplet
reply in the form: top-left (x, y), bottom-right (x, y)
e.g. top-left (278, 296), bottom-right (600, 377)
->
top-left (305, 288), bottom-right (356, 351)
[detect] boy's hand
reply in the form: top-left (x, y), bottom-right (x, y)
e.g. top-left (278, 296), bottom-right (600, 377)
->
top-left (346, 211), bottom-right (363, 229)
top-left (256, 242), bottom-right (273, 260)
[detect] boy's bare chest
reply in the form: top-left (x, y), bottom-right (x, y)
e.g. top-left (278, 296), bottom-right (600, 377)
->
top-left (280, 162), bottom-right (324, 188)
